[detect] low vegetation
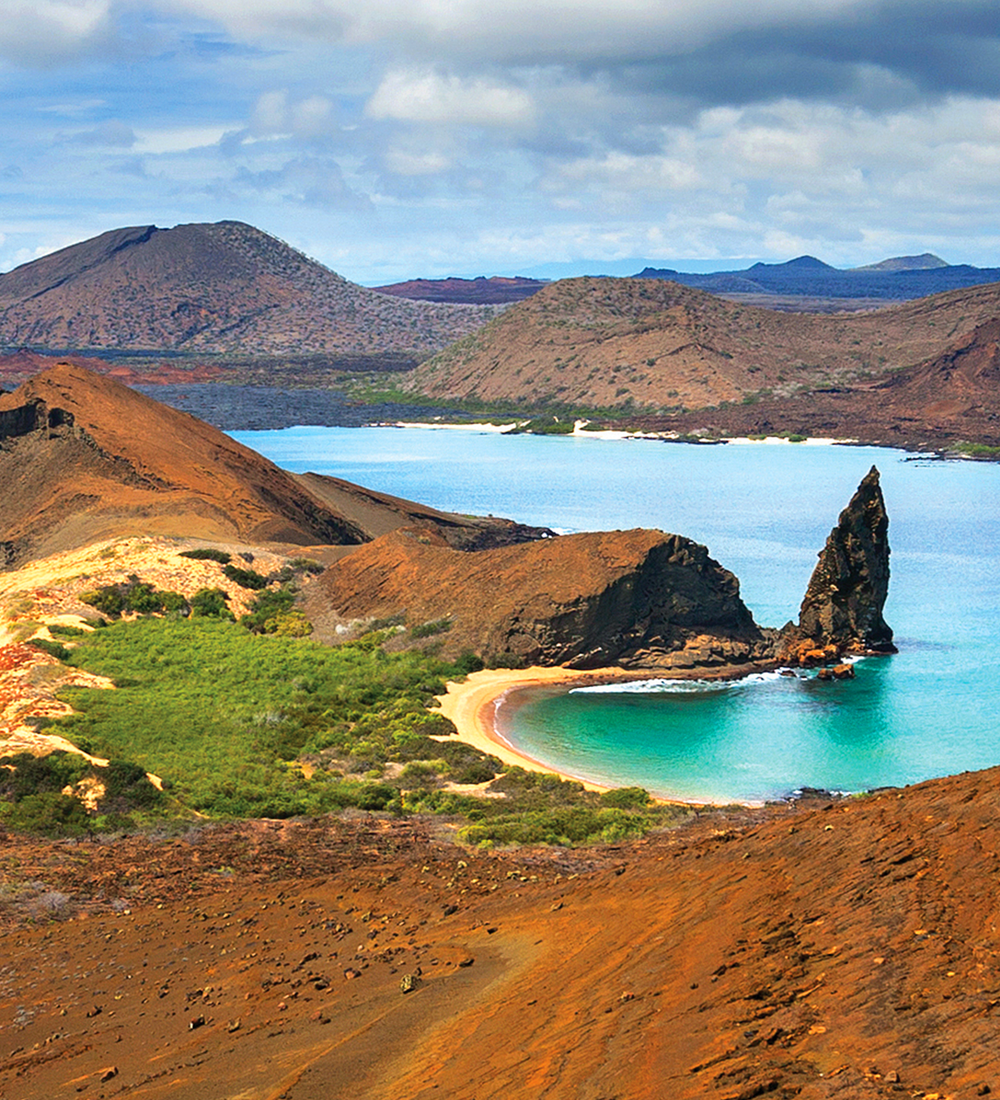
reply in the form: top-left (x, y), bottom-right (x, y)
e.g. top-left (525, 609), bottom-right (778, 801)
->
top-left (0, 750), bottom-right (163, 837)
top-left (4, 605), bottom-right (694, 846)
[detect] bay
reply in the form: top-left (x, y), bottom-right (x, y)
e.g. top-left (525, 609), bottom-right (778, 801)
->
top-left (232, 425), bottom-right (1000, 802)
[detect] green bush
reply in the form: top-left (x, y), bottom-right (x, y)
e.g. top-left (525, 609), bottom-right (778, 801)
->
top-left (27, 638), bottom-right (70, 661)
top-left (410, 618), bottom-right (452, 639)
top-left (222, 564), bottom-right (269, 590)
top-left (240, 587), bottom-right (297, 632)
top-left (0, 751), bottom-right (89, 799)
top-left (179, 547), bottom-right (232, 563)
top-left (48, 624), bottom-right (87, 639)
top-left (79, 576), bottom-right (190, 618)
top-left (600, 786), bottom-right (652, 809)
top-left (0, 792), bottom-right (92, 838)
top-left (189, 588), bottom-right (233, 619)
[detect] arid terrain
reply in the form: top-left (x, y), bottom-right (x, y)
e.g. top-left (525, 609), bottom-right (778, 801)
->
top-left (0, 222), bottom-right (495, 358)
top-left (406, 276), bottom-right (1000, 417)
top-left (1, 364), bottom-right (998, 1098)
top-left (2, 769), bottom-right (1000, 1099)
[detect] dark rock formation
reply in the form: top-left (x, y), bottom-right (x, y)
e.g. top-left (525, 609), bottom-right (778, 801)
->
top-left (779, 466), bottom-right (895, 662)
top-left (315, 526), bottom-right (769, 670)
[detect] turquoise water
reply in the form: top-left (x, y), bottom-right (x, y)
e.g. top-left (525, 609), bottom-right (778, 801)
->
top-left (232, 426), bottom-right (1000, 802)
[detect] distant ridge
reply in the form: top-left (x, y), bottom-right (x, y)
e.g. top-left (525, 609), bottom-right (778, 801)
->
top-left (633, 253), bottom-right (1000, 301)
top-left (372, 275), bottom-right (548, 305)
top-left (0, 222), bottom-right (496, 357)
top-left (854, 253), bottom-right (948, 272)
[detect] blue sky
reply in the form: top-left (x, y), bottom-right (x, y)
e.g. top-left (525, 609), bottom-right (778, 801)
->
top-left (2, 1), bottom-right (1000, 284)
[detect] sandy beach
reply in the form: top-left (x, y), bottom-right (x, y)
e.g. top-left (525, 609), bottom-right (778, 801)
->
top-left (434, 665), bottom-right (642, 791)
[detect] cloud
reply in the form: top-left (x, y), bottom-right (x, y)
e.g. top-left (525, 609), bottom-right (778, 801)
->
top-left (367, 69), bottom-right (534, 127)
top-left (232, 155), bottom-right (370, 210)
top-left (61, 119), bottom-right (136, 146)
top-left (248, 90), bottom-right (338, 139)
top-left (0, 0), bottom-right (114, 64)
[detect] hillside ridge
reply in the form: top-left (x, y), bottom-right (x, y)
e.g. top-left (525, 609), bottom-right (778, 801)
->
top-left (405, 275), bottom-right (1000, 413)
top-left (0, 221), bottom-right (495, 357)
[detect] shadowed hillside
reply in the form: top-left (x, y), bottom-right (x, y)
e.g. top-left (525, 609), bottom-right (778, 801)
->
top-left (0, 363), bottom-right (534, 566)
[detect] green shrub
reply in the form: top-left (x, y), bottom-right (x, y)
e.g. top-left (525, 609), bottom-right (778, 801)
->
top-left (79, 576), bottom-right (189, 618)
top-left (222, 564), bottom-right (269, 590)
top-left (189, 588), bottom-right (233, 619)
top-left (27, 638), bottom-right (70, 661)
top-left (240, 587), bottom-right (296, 632)
top-left (0, 751), bottom-right (90, 800)
top-left (179, 547), bottom-right (232, 563)
top-left (48, 624), bottom-right (87, 639)
top-left (0, 792), bottom-right (92, 838)
top-left (265, 611), bottom-right (313, 637)
top-left (410, 618), bottom-right (453, 639)
top-left (288, 558), bottom-right (325, 575)
top-left (453, 652), bottom-right (485, 674)
top-left (600, 786), bottom-right (652, 809)
top-left (80, 586), bottom-right (125, 617)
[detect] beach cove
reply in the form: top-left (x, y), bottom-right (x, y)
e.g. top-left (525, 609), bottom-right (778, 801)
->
top-left (233, 424), bottom-right (1000, 803)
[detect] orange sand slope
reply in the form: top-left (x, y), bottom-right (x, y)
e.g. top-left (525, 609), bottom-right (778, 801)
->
top-left (1, 765), bottom-right (999, 1098)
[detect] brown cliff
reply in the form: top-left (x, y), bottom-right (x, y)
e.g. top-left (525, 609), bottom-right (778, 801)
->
top-left (0, 364), bottom-right (534, 567)
top-left (316, 525), bottom-right (767, 669)
top-left (780, 465), bottom-right (895, 662)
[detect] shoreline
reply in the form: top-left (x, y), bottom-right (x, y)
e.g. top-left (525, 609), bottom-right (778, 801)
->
top-left (434, 666), bottom-right (622, 792)
top-left (394, 419), bottom-right (858, 446)
top-left (433, 663), bottom-right (771, 803)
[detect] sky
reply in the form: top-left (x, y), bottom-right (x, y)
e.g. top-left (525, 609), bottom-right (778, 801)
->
top-left (2, 1), bottom-right (1000, 284)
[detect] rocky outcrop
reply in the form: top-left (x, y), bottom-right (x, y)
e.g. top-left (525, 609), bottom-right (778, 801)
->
top-left (316, 526), bottom-right (769, 670)
top-left (779, 466), bottom-right (895, 663)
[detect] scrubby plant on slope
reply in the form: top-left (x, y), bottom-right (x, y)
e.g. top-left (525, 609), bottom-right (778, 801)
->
top-left (14, 616), bottom-right (695, 845)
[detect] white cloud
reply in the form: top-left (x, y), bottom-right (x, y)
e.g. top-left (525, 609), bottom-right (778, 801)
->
top-left (367, 69), bottom-right (534, 127)
top-left (61, 119), bottom-right (136, 146)
top-left (133, 125), bottom-right (235, 154)
top-left (0, 1), bottom-right (112, 62)
top-left (383, 147), bottom-right (451, 175)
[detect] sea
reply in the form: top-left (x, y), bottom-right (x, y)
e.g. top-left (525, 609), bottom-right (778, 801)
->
top-left (230, 425), bottom-right (1000, 804)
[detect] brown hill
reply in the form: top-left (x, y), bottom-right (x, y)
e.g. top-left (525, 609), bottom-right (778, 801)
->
top-left (315, 525), bottom-right (770, 669)
top-left (2, 766), bottom-right (1000, 1098)
top-left (0, 222), bottom-right (495, 357)
top-left (873, 317), bottom-right (1000, 422)
top-left (405, 276), bottom-right (1000, 411)
top-left (0, 363), bottom-right (527, 567)
top-left (373, 275), bottom-right (548, 305)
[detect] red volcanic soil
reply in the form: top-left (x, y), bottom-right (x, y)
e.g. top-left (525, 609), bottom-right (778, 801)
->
top-left (2, 768), bottom-right (1000, 1098)
top-left (0, 351), bottom-right (228, 390)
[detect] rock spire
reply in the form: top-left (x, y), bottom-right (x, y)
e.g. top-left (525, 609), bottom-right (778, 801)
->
top-left (781, 466), bottom-right (895, 661)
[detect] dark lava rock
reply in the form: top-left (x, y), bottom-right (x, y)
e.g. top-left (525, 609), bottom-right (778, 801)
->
top-left (780, 466), bottom-right (895, 661)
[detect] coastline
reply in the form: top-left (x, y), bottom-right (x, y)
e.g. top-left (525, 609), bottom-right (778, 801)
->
top-left (434, 662), bottom-right (771, 800)
top-left (434, 666), bottom-right (630, 792)
top-left (394, 419), bottom-right (856, 446)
